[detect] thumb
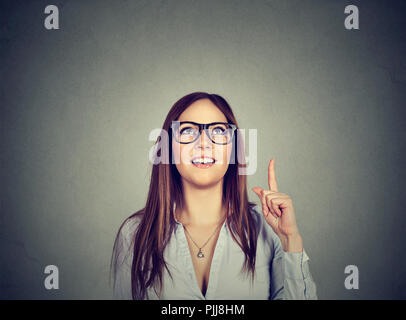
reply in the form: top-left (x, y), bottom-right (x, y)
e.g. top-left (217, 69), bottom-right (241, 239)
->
top-left (252, 187), bottom-right (263, 197)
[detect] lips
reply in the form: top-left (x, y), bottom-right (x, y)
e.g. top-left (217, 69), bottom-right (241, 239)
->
top-left (191, 156), bottom-right (216, 168)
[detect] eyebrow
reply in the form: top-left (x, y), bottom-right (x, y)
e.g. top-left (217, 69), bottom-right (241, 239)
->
top-left (177, 121), bottom-right (229, 124)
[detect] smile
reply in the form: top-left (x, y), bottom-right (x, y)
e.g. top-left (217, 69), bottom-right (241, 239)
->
top-left (191, 157), bottom-right (216, 168)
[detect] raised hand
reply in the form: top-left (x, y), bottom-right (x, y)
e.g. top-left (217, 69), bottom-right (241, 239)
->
top-left (252, 158), bottom-right (303, 252)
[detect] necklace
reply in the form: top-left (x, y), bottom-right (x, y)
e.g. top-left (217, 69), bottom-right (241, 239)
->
top-left (182, 220), bottom-right (225, 259)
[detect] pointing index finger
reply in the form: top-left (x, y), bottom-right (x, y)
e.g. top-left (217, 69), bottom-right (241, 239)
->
top-left (268, 158), bottom-right (279, 192)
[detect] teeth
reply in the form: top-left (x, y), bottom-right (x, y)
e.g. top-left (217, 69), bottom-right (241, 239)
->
top-left (192, 158), bottom-right (215, 164)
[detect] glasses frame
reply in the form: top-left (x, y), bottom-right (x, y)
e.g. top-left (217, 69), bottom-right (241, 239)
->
top-left (171, 121), bottom-right (237, 145)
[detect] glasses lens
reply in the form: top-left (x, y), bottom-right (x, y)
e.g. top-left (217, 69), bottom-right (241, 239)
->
top-left (177, 123), bottom-right (199, 143)
top-left (208, 124), bottom-right (234, 144)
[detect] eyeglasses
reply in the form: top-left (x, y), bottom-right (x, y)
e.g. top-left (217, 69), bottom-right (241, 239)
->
top-left (171, 121), bottom-right (237, 145)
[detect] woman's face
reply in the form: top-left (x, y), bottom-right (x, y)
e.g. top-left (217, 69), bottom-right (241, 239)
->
top-left (172, 99), bottom-right (234, 189)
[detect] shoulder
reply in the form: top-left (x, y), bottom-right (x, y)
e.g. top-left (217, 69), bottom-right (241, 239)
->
top-left (116, 211), bottom-right (143, 247)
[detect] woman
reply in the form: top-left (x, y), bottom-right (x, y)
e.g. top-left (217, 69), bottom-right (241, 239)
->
top-left (110, 92), bottom-right (317, 300)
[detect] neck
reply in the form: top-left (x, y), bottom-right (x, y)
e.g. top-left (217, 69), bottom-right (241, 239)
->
top-left (176, 179), bottom-right (226, 227)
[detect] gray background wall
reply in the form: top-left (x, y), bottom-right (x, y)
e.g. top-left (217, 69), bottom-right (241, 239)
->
top-left (1, 0), bottom-right (405, 299)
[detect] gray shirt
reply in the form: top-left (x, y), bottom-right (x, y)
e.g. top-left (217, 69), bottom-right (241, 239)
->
top-left (113, 207), bottom-right (318, 300)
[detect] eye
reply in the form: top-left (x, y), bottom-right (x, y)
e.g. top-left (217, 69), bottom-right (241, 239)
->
top-left (180, 126), bottom-right (197, 135)
top-left (211, 126), bottom-right (227, 135)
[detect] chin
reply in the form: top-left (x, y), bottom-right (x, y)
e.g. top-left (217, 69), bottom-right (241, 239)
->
top-left (187, 175), bottom-right (221, 189)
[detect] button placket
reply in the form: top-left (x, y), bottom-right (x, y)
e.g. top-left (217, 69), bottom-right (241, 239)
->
top-left (203, 221), bottom-right (227, 300)
top-left (176, 223), bottom-right (206, 299)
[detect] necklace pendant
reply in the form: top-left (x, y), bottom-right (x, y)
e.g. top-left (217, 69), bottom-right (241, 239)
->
top-left (197, 248), bottom-right (204, 258)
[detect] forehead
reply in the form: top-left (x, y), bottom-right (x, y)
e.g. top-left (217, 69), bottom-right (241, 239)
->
top-left (177, 99), bottom-right (227, 123)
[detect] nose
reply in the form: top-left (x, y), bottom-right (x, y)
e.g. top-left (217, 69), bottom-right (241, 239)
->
top-left (194, 129), bottom-right (212, 150)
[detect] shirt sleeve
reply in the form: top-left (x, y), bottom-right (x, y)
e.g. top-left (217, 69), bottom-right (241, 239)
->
top-left (112, 218), bottom-right (136, 300)
top-left (269, 232), bottom-right (318, 300)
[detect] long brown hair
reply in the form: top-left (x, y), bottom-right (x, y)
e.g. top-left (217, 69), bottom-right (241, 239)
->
top-left (110, 92), bottom-right (258, 299)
